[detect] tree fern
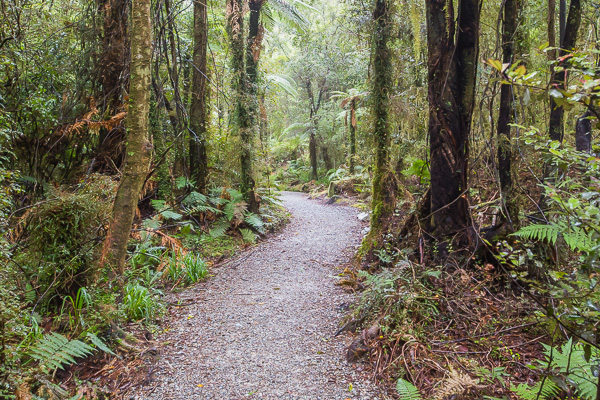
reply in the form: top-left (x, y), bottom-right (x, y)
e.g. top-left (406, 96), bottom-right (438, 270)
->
top-left (29, 332), bottom-right (95, 373)
top-left (396, 378), bottom-right (422, 400)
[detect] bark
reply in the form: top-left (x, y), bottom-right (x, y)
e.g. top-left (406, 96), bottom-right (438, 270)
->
top-left (548, 0), bottom-right (582, 142)
top-left (305, 78), bottom-right (326, 180)
top-left (497, 0), bottom-right (520, 226)
top-left (426, 0), bottom-right (481, 238)
top-left (369, 0), bottom-right (397, 236)
top-left (95, 0), bottom-right (129, 170)
top-left (101, 0), bottom-right (153, 277)
top-left (349, 99), bottom-right (357, 174)
top-left (547, 0), bottom-right (556, 61)
top-left (575, 110), bottom-right (592, 152)
top-left (189, 0), bottom-right (209, 193)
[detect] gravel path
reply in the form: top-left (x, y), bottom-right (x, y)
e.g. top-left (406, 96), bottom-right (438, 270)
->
top-left (139, 192), bottom-right (387, 400)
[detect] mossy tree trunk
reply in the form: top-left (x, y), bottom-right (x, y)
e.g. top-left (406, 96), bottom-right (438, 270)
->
top-left (189, 0), bottom-right (209, 193)
top-left (497, 0), bottom-right (521, 227)
top-left (101, 0), bottom-right (153, 277)
top-left (368, 0), bottom-right (397, 239)
top-left (227, 0), bottom-right (259, 213)
top-left (425, 0), bottom-right (481, 240)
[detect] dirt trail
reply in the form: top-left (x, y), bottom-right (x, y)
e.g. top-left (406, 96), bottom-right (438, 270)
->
top-left (140, 192), bottom-right (387, 399)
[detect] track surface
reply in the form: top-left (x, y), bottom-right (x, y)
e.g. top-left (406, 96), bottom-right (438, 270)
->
top-left (140, 192), bottom-right (387, 400)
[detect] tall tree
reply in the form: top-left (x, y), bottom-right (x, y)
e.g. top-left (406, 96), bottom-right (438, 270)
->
top-left (425, 0), bottom-right (482, 240)
top-left (497, 0), bottom-right (521, 226)
top-left (189, 0), bottom-right (209, 192)
top-left (305, 77), bottom-right (326, 180)
top-left (548, 0), bottom-right (582, 142)
top-left (101, 0), bottom-right (153, 276)
top-left (227, 0), bottom-right (259, 213)
top-left (369, 0), bottom-right (396, 238)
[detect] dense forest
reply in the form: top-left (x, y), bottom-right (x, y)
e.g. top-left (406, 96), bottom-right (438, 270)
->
top-left (1, 0), bottom-right (600, 398)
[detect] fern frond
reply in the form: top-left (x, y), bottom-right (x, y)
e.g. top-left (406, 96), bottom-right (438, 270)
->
top-left (396, 378), bottom-right (422, 400)
top-left (29, 332), bottom-right (94, 372)
top-left (86, 332), bottom-right (115, 356)
top-left (245, 213), bottom-right (265, 233)
top-left (512, 224), bottom-right (561, 245)
top-left (510, 379), bottom-right (560, 400)
top-left (209, 220), bottom-right (230, 238)
top-left (240, 228), bottom-right (257, 244)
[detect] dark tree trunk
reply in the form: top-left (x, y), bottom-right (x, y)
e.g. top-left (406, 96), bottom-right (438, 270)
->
top-left (321, 145), bottom-right (332, 172)
top-left (349, 99), bottom-right (357, 174)
top-left (309, 131), bottom-right (318, 180)
top-left (426, 0), bottom-right (481, 238)
top-left (95, 0), bottom-right (129, 170)
top-left (189, 0), bottom-right (209, 193)
top-left (497, 0), bottom-right (520, 226)
top-left (548, 0), bottom-right (582, 142)
top-left (575, 110), bottom-right (593, 152)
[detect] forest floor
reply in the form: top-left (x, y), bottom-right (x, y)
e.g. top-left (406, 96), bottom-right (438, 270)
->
top-left (135, 191), bottom-right (388, 400)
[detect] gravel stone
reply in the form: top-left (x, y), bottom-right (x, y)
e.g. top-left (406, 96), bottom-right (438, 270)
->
top-left (137, 191), bottom-right (389, 400)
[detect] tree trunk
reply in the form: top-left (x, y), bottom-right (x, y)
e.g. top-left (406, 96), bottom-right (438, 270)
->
top-left (575, 110), bottom-right (592, 152)
top-left (497, 0), bottom-right (520, 227)
top-left (189, 0), bottom-right (209, 193)
top-left (101, 0), bottom-right (153, 277)
top-left (426, 0), bottom-right (481, 239)
top-left (369, 0), bottom-right (397, 236)
top-left (309, 130), bottom-right (318, 179)
top-left (548, 0), bottom-right (582, 142)
top-left (95, 0), bottom-right (129, 170)
top-left (349, 99), bottom-right (357, 174)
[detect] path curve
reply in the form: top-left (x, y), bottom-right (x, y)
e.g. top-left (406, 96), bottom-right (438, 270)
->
top-left (141, 192), bottom-right (387, 399)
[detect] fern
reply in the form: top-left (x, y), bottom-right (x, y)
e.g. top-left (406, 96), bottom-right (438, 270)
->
top-left (512, 223), bottom-right (595, 252)
top-left (541, 339), bottom-right (599, 399)
top-left (240, 228), bottom-right (257, 244)
top-left (86, 332), bottom-right (115, 355)
top-left (29, 332), bottom-right (95, 372)
top-left (209, 220), bottom-right (230, 238)
top-left (396, 378), bottom-right (422, 400)
top-left (245, 213), bottom-right (265, 233)
top-left (511, 379), bottom-right (560, 400)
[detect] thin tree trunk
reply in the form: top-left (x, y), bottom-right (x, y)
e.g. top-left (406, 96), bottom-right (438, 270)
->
top-left (189, 0), bottom-right (209, 192)
top-left (101, 0), bottom-right (153, 276)
top-left (349, 99), bottom-right (356, 174)
top-left (309, 131), bottom-right (318, 179)
top-left (426, 0), bottom-right (481, 239)
top-left (497, 0), bottom-right (520, 226)
top-left (548, 0), bottom-right (582, 142)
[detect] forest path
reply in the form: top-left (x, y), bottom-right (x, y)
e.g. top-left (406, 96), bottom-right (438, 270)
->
top-left (141, 191), bottom-right (387, 400)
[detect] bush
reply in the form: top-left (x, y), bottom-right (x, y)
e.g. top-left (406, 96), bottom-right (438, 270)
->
top-left (12, 175), bottom-right (115, 307)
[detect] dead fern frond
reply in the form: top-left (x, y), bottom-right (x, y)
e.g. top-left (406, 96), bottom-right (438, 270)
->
top-left (432, 368), bottom-right (483, 400)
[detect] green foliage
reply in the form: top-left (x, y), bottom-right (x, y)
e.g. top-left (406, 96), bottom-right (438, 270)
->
top-left (396, 378), bottom-right (423, 400)
top-left (512, 223), bottom-right (594, 252)
top-left (29, 332), bottom-right (95, 373)
top-left (166, 252), bottom-right (208, 286)
top-left (510, 379), bottom-right (560, 400)
top-left (14, 175), bottom-right (115, 303)
top-left (122, 283), bottom-right (164, 322)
